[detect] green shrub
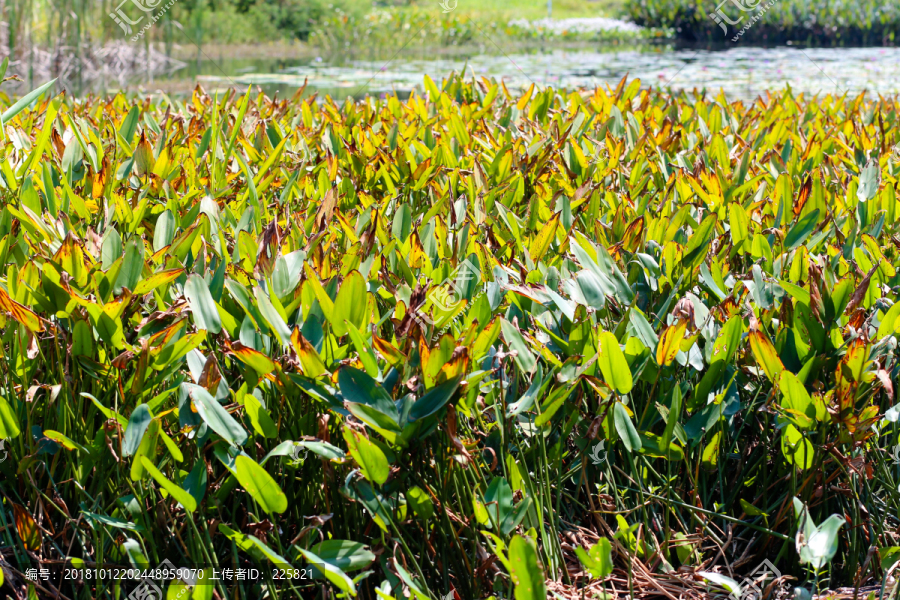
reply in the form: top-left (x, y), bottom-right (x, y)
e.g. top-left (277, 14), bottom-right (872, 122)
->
top-left (627, 0), bottom-right (900, 44)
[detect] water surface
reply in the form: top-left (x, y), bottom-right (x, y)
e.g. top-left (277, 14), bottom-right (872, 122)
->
top-left (186, 45), bottom-right (900, 101)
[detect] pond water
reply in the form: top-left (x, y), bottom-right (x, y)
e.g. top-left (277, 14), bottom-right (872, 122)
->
top-left (178, 44), bottom-right (900, 101)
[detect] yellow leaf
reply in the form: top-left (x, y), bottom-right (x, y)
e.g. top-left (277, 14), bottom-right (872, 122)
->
top-left (372, 334), bottom-right (407, 369)
top-left (749, 329), bottom-right (785, 383)
top-left (528, 213), bottom-right (560, 263)
top-left (133, 268), bottom-right (184, 296)
top-left (52, 233), bottom-right (89, 287)
top-left (656, 320), bottom-right (687, 366)
top-left (13, 504), bottom-right (41, 551)
top-left (290, 328), bottom-right (328, 378)
top-left (0, 286), bottom-right (43, 333)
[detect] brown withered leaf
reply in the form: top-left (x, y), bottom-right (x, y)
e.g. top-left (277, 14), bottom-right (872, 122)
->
top-left (26, 385), bottom-right (43, 402)
top-left (255, 220), bottom-right (281, 278)
top-left (808, 259), bottom-right (824, 321)
top-left (876, 369), bottom-right (894, 398)
top-left (25, 329), bottom-right (39, 359)
top-left (393, 284), bottom-right (428, 340)
top-left (313, 188), bottom-right (336, 233)
top-left (848, 308), bottom-right (867, 330)
top-left (111, 350), bottom-right (135, 369)
top-left (445, 405), bottom-right (472, 465)
top-left (794, 174), bottom-right (812, 217)
top-left (198, 352), bottom-right (222, 393)
top-left (845, 263), bottom-right (879, 315)
top-left (131, 339), bottom-right (150, 396)
top-left (51, 127), bottom-right (66, 159)
top-left (673, 296), bottom-right (695, 324)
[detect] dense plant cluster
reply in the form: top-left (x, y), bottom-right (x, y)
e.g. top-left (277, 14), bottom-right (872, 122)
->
top-left (627, 0), bottom-right (900, 44)
top-left (309, 9), bottom-right (652, 50)
top-left (0, 69), bottom-right (899, 600)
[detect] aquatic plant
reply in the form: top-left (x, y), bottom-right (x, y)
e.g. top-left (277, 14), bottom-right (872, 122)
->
top-left (0, 70), bottom-right (899, 599)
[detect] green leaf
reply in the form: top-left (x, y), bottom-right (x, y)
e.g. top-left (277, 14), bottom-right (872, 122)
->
top-left (661, 385), bottom-right (681, 450)
top-left (629, 307), bottom-right (658, 350)
top-left (188, 384), bottom-right (248, 446)
top-left (342, 427), bottom-right (390, 486)
top-left (784, 209), bottom-right (820, 250)
top-left (309, 540), bottom-right (376, 573)
top-left (292, 440), bottom-right (346, 461)
top-left (858, 163), bottom-right (879, 201)
top-left (573, 270), bottom-right (608, 310)
top-left (192, 569), bottom-right (215, 600)
top-left (345, 320), bottom-right (379, 377)
top-left (247, 534), bottom-right (292, 568)
top-left (409, 377), bottom-right (461, 421)
top-left (153, 210), bottom-right (176, 252)
top-left (139, 457), bottom-right (197, 513)
top-left (639, 432), bottom-right (684, 460)
top-left (235, 455), bottom-right (288, 514)
top-left (122, 538), bottom-right (150, 570)
top-left (740, 499), bottom-right (767, 517)
top-left (779, 371), bottom-right (816, 429)
top-left (130, 420), bottom-right (160, 481)
top-left (81, 511), bottom-right (144, 531)
top-left (243, 392), bottom-right (278, 439)
top-left (297, 547), bottom-right (356, 596)
top-left (877, 300), bottom-right (900, 340)
top-left (1, 79), bottom-right (56, 125)
top-left (575, 538), bottom-right (613, 579)
top-left (184, 274), bottom-right (222, 335)
top-left (338, 367), bottom-right (399, 423)
top-left (165, 580), bottom-right (192, 600)
top-left (793, 497), bottom-right (845, 569)
top-left (597, 331), bottom-right (633, 394)
top-left (781, 425), bottom-right (814, 470)
top-left (391, 203), bottom-right (412, 242)
top-left (879, 547), bottom-right (900, 572)
top-left (118, 105), bottom-right (141, 141)
top-left (501, 318), bottom-right (537, 374)
top-left (613, 402), bottom-right (640, 453)
top-left (729, 202), bottom-right (750, 245)
top-left (683, 213), bottom-right (718, 268)
top-left (122, 404), bottom-right (153, 457)
top-left (333, 271), bottom-right (367, 337)
top-left (779, 280), bottom-right (811, 306)
top-left (0, 395), bottom-right (21, 439)
top-left (392, 561), bottom-right (429, 600)
top-left (255, 287), bottom-right (291, 345)
top-left (508, 535), bottom-right (546, 600)
top-left (406, 486), bottom-right (434, 520)
top-left (699, 572), bottom-right (742, 596)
